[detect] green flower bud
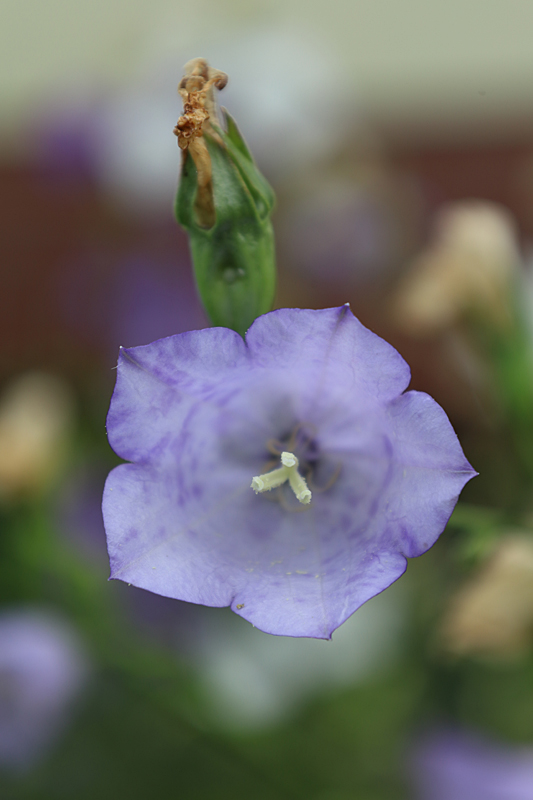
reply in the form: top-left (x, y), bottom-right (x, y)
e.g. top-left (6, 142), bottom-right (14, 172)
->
top-left (174, 58), bottom-right (276, 337)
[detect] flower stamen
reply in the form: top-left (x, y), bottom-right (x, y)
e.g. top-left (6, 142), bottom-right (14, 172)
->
top-left (251, 451), bottom-right (312, 505)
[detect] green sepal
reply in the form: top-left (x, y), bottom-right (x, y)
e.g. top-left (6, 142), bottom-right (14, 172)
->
top-left (175, 110), bottom-right (276, 337)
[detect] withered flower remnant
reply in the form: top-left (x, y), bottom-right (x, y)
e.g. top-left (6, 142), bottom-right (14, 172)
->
top-left (173, 58), bottom-right (276, 337)
top-left (174, 59), bottom-right (228, 228)
top-left (393, 201), bottom-right (521, 336)
top-left (440, 535), bottom-right (533, 658)
top-left (0, 372), bottom-right (73, 501)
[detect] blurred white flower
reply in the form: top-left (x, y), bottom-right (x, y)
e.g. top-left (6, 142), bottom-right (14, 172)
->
top-left (91, 77), bottom-right (180, 215)
top-left (202, 26), bottom-right (354, 175)
top-left (187, 584), bottom-right (405, 730)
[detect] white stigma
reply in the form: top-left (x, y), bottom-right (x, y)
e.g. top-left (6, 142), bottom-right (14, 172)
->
top-left (251, 451), bottom-right (312, 505)
top-left (281, 451), bottom-right (297, 468)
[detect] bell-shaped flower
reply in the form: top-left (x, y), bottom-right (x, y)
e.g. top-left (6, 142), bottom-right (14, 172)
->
top-left (103, 306), bottom-right (475, 638)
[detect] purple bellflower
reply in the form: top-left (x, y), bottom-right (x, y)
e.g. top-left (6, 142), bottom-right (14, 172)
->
top-left (103, 306), bottom-right (475, 638)
top-left (410, 728), bottom-right (533, 800)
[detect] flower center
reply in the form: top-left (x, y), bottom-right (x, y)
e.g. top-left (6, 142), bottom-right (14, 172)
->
top-left (250, 451), bottom-right (312, 505)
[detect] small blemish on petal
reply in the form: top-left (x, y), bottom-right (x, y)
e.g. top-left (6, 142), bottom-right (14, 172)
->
top-left (236, 603), bottom-right (244, 609)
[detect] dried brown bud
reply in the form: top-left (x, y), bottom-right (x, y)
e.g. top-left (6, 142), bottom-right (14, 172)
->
top-left (0, 372), bottom-right (74, 500)
top-left (393, 202), bottom-right (520, 336)
top-left (439, 535), bottom-right (533, 659)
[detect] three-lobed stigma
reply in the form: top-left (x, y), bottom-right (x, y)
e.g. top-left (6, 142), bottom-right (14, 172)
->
top-left (251, 451), bottom-right (312, 505)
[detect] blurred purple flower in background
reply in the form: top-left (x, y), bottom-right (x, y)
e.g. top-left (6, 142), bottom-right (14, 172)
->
top-left (0, 609), bottom-right (89, 770)
top-left (34, 97), bottom-right (102, 181)
top-left (103, 305), bottom-right (475, 638)
top-left (410, 728), bottom-right (533, 800)
top-left (60, 250), bottom-right (207, 364)
top-left (283, 179), bottom-right (399, 287)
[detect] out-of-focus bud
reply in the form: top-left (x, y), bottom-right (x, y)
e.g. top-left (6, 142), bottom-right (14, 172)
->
top-left (0, 372), bottom-right (74, 501)
top-left (393, 201), bottom-right (520, 336)
top-left (0, 609), bottom-right (89, 770)
top-left (174, 58), bottom-right (276, 337)
top-left (439, 535), bottom-right (533, 658)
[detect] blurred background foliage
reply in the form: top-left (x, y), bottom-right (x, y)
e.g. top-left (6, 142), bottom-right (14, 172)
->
top-left (3, 1), bottom-right (533, 798)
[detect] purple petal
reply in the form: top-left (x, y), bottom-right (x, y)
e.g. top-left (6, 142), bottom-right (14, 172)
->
top-left (382, 391), bottom-right (477, 558)
top-left (106, 327), bottom-right (247, 464)
top-left (104, 460), bottom-right (408, 638)
top-left (246, 305), bottom-right (411, 403)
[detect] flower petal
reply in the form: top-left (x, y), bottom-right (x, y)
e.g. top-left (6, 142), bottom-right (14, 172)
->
top-left (245, 305), bottom-right (411, 405)
top-left (107, 328), bottom-right (247, 464)
top-left (104, 453), bottom-right (407, 638)
top-left (381, 390), bottom-right (477, 558)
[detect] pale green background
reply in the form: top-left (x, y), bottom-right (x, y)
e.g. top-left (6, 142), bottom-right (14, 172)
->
top-left (3, 0), bottom-right (533, 144)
